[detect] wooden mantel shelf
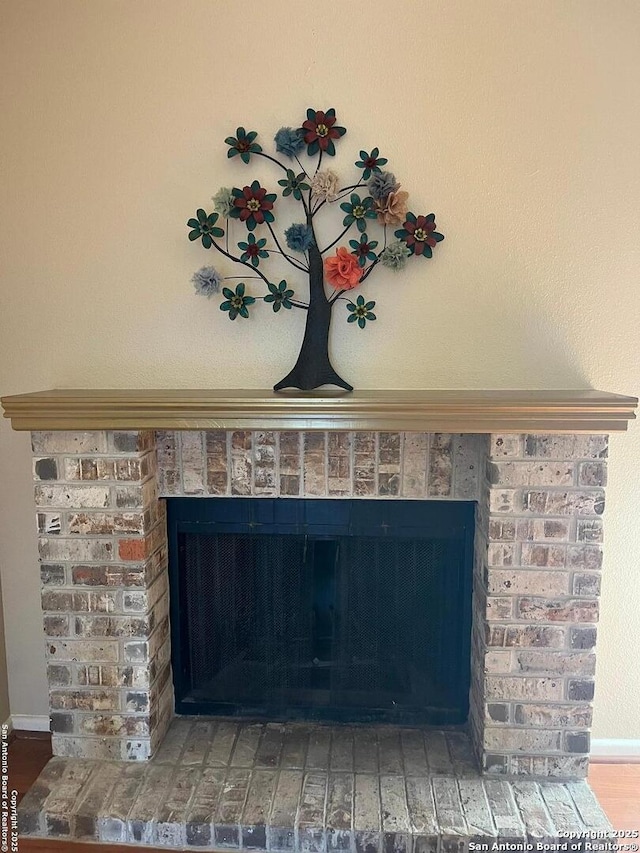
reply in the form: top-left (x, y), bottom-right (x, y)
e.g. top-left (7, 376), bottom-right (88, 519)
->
top-left (1, 388), bottom-right (636, 433)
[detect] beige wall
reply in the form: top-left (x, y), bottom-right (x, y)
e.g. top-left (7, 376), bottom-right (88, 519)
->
top-left (0, 580), bottom-right (11, 725)
top-left (0, 0), bottom-right (638, 741)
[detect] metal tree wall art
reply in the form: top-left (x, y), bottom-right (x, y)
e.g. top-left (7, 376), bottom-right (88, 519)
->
top-left (186, 107), bottom-right (444, 392)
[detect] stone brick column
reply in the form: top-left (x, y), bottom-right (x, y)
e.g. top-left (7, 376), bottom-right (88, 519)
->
top-left (470, 433), bottom-right (606, 778)
top-left (32, 430), bottom-right (172, 760)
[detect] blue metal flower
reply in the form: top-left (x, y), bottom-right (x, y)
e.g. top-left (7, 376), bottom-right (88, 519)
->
top-left (274, 127), bottom-right (305, 158)
top-left (340, 193), bottom-right (377, 233)
top-left (187, 209), bottom-right (224, 249)
top-left (192, 266), bottom-right (223, 297)
top-left (355, 148), bottom-right (388, 180)
top-left (284, 223), bottom-right (315, 253)
top-left (264, 280), bottom-right (295, 312)
top-left (346, 295), bottom-right (376, 329)
top-left (219, 282), bottom-right (255, 320)
top-left (367, 171), bottom-right (399, 201)
top-left (238, 233), bottom-right (269, 268)
top-left (349, 234), bottom-right (379, 268)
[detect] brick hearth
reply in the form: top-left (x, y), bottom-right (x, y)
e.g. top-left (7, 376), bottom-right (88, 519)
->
top-left (31, 427), bottom-right (606, 778)
top-left (18, 717), bottom-right (611, 849)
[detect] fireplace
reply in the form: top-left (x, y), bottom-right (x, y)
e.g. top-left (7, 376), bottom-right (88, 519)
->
top-left (3, 388), bottom-right (636, 845)
top-left (15, 416), bottom-right (613, 776)
top-left (168, 498), bottom-right (475, 725)
top-left (1, 388), bottom-right (636, 777)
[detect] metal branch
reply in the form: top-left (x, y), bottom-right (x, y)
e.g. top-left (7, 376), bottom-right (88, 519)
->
top-left (320, 223), bottom-right (352, 255)
top-left (209, 239), bottom-right (271, 287)
top-left (359, 256), bottom-right (381, 283)
top-left (333, 180), bottom-right (365, 203)
top-left (328, 288), bottom-right (346, 305)
top-left (210, 240), bottom-right (308, 310)
top-left (295, 156), bottom-right (309, 178)
top-left (267, 247), bottom-right (309, 272)
top-left (313, 181), bottom-right (364, 215)
top-left (255, 150), bottom-right (289, 174)
top-left (257, 296), bottom-right (309, 311)
top-left (266, 222), bottom-right (308, 272)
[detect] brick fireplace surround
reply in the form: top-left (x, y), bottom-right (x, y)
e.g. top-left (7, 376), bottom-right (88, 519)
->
top-left (1, 388), bottom-right (637, 846)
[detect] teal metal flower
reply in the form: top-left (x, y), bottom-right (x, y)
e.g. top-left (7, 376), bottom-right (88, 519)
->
top-left (346, 295), bottom-right (376, 329)
top-left (264, 280), bottom-right (295, 312)
top-left (220, 283), bottom-right (255, 320)
top-left (225, 127), bottom-right (262, 164)
top-left (355, 148), bottom-right (388, 180)
top-left (349, 234), bottom-right (379, 268)
top-left (278, 170), bottom-right (310, 201)
top-left (238, 234), bottom-right (269, 267)
top-left (340, 193), bottom-right (377, 233)
top-left (187, 209), bottom-right (225, 249)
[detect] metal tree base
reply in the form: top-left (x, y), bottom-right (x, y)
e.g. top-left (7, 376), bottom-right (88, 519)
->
top-left (273, 362), bottom-right (353, 392)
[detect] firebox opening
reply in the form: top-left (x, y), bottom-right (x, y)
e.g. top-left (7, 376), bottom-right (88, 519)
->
top-left (167, 498), bottom-right (475, 726)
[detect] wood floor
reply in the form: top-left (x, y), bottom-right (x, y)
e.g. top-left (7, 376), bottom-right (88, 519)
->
top-left (588, 761), bottom-right (640, 830)
top-left (9, 733), bottom-right (640, 852)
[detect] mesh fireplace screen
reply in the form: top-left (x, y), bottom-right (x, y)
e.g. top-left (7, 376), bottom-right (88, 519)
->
top-left (167, 498), bottom-right (475, 725)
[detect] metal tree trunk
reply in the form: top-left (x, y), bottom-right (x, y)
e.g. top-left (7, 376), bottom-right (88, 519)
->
top-left (273, 217), bottom-right (352, 392)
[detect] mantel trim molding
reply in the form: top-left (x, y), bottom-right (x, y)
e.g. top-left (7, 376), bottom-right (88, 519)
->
top-left (1, 388), bottom-right (636, 433)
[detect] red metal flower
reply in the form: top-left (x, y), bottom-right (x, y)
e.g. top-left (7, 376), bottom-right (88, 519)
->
top-left (395, 213), bottom-right (444, 258)
top-left (230, 181), bottom-right (276, 232)
top-left (301, 108), bottom-right (346, 157)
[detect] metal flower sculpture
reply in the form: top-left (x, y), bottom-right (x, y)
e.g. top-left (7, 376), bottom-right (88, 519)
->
top-left (186, 107), bottom-right (444, 392)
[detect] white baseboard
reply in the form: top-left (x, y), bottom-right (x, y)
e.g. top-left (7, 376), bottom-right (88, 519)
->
top-left (11, 714), bottom-right (50, 733)
top-left (591, 738), bottom-right (640, 762)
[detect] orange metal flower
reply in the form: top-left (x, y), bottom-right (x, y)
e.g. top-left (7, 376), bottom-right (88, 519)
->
top-left (324, 247), bottom-right (362, 290)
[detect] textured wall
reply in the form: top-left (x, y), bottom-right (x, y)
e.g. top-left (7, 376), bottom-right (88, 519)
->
top-left (0, 580), bottom-right (10, 724)
top-left (0, 1), bottom-right (639, 741)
